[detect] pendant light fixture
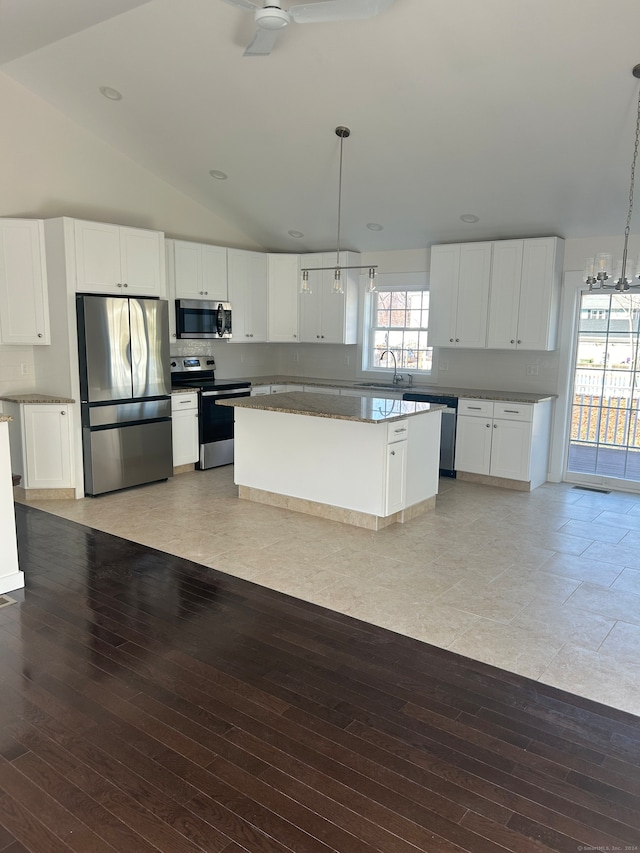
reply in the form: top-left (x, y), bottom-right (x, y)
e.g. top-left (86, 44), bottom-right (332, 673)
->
top-left (584, 64), bottom-right (640, 292)
top-left (300, 126), bottom-right (378, 295)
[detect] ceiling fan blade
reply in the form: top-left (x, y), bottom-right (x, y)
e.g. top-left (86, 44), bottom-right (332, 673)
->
top-left (219, 0), bottom-right (261, 10)
top-left (244, 27), bottom-right (280, 56)
top-left (290, 0), bottom-right (395, 24)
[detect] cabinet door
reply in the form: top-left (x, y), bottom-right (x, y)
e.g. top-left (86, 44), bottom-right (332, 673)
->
top-left (489, 419), bottom-right (531, 481)
top-left (119, 226), bottom-right (164, 296)
top-left (0, 219), bottom-right (50, 345)
top-left (428, 244), bottom-right (460, 347)
top-left (74, 220), bottom-right (121, 293)
top-left (516, 237), bottom-right (560, 350)
top-left (385, 440), bottom-right (407, 515)
top-left (298, 252), bottom-right (323, 342)
top-left (171, 408), bottom-right (199, 466)
top-left (487, 239), bottom-right (524, 349)
top-left (455, 414), bottom-right (492, 474)
top-left (228, 249), bottom-right (268, 341)
top-left (23, 405), bottom-right (73, 488)
top-left (201, 244), bottom-right (228, 302)
top-left (173, 240), bottom-right (203, 299)
top-left (320, 251), bottom-right (359, 344)
top-left (455, 242), bottom-right (491, 347)
top-left (268, 253), bottom-right (299, 342)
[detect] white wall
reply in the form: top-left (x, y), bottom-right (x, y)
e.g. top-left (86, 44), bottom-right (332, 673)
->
top-left (0, 72), bottom-right (264, 396)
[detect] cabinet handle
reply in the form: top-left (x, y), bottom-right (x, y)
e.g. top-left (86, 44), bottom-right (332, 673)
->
top-left (321, 335), bottom-right (325, 339)
top-left (37, 333), bottom-right (43, 338)
top-left (468, 406), bottom-right (482, 410)
top-left (60, 410), bottom-right (66, 416)
top-left (510, 339), bottom-right (515, 344)
top-left (317, 335), bottom-right (320, 339)
top-left (178, 400), bottom-right (191, 404)
top-left (449, 338), bottom-right (454, 342)
top-left (394, 428), bottom-right (407, 434)
top-left (203, 291), bottom-right (208, 295)
top-left (493, 423), bottom-right (497, 428)
top-left (517, 340), bottom-right (522, 344)
top-left (390, 450), bottom-right (395, 455)
top-left (503, 409), bottom-right (520, 413)
top-left (486, 423), bottom-right (491, 428)
top-left (117, 282), bottom-right (122, 287)
top-left (455, 338), bottom-right (460, 342)
top-left (293, 334), bottom-right (297, 338)
top-left (123, 283), bottom-right (128, 288)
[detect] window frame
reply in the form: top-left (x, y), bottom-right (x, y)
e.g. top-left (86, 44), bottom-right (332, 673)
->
top-left (362, 272), bottom-right (432, 376)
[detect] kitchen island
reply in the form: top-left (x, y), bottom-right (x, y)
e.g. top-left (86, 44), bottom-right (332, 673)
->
top-left (218, 391), bottom-right (444, 529)
top-left (0, 415), bottom-right (23, 593)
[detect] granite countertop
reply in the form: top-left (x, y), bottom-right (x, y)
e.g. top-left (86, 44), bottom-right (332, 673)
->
top-left (0, 415), bottom-right (11, 423)
top-left (217, 391), bottom-right (444, 424)
top-left (0, 393), bottom-right (76, 404)
top-left (227, 375), bottom-right (556, 404)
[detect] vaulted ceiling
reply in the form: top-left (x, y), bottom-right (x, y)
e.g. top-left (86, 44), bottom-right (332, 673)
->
top-left (3, 0), bottom-right (640, 253)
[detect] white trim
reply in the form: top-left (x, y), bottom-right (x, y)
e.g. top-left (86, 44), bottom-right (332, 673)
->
top-left (550, 270), bottom-right (640, 491)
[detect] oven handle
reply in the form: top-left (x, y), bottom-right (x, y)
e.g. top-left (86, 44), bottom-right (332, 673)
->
top-left (201, 388), bottom-right (250, 397)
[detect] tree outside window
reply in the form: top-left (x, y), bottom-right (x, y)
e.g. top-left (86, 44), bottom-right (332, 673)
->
top-left (369, 287), bottom-right (432, 372)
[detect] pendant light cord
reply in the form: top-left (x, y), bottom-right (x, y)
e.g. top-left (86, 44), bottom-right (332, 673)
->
top-left (622, 85), bottom-right (640, 279)
top-left (336, 131), bottom-right (344, 268)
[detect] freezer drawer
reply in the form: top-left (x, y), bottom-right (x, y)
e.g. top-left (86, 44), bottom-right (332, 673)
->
top-left (83, 419), bottom-right (172, 496)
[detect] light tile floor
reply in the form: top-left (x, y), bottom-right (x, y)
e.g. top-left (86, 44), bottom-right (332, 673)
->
top-left (25, 470), bottom-right (640, 717)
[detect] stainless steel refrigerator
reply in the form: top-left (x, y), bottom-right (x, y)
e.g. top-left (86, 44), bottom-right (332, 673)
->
top-left (77, 294), bottom-right (172, 496)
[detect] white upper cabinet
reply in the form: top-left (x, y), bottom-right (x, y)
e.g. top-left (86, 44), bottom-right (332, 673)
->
top-left (171, 239), bottom-right (228, 301)
top-left (428, 242), bottom-right (492, 348)
top-left (298, 251), bottom-right (359, 344)
top-left (0, 219), bottom-right (50, 345)
top-left (267, 253), bottom-right (299, 342)
top-left (227, 248), bottom-right (268, 342)
top-left (430, 237), bottom-right (564, 351)
top-left (487, 237), bottom-right (563, 350)
top-left (74, 220), bottom-right (165, 297)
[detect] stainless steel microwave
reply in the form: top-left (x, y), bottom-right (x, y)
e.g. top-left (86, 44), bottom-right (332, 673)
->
top-left (175, 299), bottom-right (232, 339)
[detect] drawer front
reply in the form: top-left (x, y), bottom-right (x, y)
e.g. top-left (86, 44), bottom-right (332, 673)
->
top-left (458, 399), bottom-right (494, 417)
top-left (387, 420), bottom-right (409, 443)
top-left (493, 401), bottom-right (533, 422)
top-left (171, 392), bottom-right (198, 412)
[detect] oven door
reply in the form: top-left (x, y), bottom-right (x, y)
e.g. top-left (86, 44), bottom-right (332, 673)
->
top-left (198, 387), bottom-right (250, 468)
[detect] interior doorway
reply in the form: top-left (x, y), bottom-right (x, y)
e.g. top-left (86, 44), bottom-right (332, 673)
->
top-left (567, 290), bottom-right (640, 486)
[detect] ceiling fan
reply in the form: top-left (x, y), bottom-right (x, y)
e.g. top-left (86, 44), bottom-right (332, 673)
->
top-left (220, 0), bottom-right (396, 56)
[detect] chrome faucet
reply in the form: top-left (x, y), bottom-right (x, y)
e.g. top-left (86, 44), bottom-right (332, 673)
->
top-left (379, 349), bottom-right (402, 384)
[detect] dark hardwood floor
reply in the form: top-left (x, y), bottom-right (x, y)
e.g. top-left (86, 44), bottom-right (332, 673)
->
top-left (1, 504), bottom-right (639, 853)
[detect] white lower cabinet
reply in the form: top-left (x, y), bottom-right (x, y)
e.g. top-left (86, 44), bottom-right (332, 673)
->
top-left (171, 393), bottom-right (199, 467)
top-left (5, 402), bottom-right (74, 490)
top-left (250, 385), bottom-right (272, 396)
top-left (455, 398), bottom-right (552, 488)
top-left (385, 435), bottom-right (408, 516)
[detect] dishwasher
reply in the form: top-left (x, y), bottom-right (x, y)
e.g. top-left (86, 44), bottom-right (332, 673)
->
top-left (402, 392), bottom-right (458, 477)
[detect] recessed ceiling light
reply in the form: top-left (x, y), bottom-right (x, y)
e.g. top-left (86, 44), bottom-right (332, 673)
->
top-left (208, 170), bottom-right (228, 180)
top-left (288, 230), bottom-right (304, 238)
top-left (460, 214), bottom-right (480, 223)
top-left (99, 86), bottom-right (122, 101)
top-left (366, 223), bottom-right (384, 231)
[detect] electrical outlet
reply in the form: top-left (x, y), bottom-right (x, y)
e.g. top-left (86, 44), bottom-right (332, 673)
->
top-left (526, 363), bottom-right (539, 376)
top-left (439, 359), bottom-right (449, 372)
top-left (20, 363), bottom-right (29, 375)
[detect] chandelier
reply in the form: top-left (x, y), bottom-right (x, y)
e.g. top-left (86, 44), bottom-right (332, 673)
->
top-left (300, 126), bottom-right (377, 296)
top-left (585, 65), bottom-right (640, 292)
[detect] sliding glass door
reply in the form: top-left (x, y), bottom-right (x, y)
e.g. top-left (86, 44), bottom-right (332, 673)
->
top-left (567, 291), bottom-right (640, 486)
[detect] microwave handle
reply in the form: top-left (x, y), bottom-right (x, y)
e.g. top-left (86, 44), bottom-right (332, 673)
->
top-left (216, 303), bottom-right (224, 338)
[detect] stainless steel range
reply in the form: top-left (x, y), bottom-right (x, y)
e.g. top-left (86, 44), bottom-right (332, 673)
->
top-left (170, 356), bottom-right (250, 469)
